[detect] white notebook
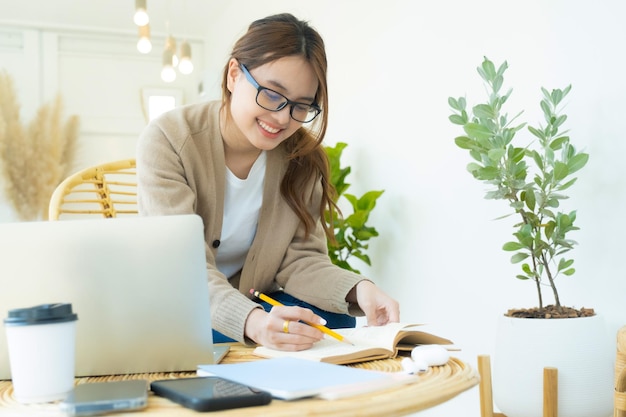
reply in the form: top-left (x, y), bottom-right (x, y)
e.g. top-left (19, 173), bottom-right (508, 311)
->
top-left (197, 357), bottom-right (417, 400)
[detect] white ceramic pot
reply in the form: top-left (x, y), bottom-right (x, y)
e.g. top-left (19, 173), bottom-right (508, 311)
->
top-left (493, 314), bottom-right (613, 417)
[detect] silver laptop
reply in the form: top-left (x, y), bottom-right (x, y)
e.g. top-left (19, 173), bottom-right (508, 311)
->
top-left (0, 214), bottom-right (226, 379)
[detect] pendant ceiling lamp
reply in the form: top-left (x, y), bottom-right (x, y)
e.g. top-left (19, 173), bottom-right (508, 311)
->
top-left (161, 48), bottom-right (176, 83)
top-left (164, 35), bottom-right (178, 67)
top-left (178, 41), bottom-right (194, 75)
top-left (132, 1), bottom-right (194, 81)
top-left (133, 0), bottom-right (149, 26)
top-left (136, 24), bottom-right (152, 54)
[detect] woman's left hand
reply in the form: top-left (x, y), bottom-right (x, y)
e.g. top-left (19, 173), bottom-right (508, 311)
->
top-left (348, 280), bottom-right (400, 326)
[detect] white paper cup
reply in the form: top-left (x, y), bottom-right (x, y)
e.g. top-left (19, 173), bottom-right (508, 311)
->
top-left (4, 303), bottom-right (78, 403)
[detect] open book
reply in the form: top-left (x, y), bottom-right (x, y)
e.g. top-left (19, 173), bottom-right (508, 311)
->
top-left (252, 322), bottom-right (455, 365)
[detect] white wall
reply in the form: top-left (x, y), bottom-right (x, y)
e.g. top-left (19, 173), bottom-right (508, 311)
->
top-left (1, 1), bottom-right (625, 415)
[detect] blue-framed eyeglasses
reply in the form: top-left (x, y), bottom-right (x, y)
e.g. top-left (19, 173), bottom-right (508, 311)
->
top-left (240, 64), bottom-right (321, 123)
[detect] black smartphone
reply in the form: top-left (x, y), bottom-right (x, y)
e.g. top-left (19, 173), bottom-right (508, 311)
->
top-left (59, 380), bottom-right (148, 416)
top-left (150, 377), bottom-right (272, 412)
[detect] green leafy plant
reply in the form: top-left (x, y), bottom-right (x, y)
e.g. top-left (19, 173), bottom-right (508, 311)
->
top-left (448, 57), bottom-right (590, 316)
top-left (324, 142), bottom-right (384, 274)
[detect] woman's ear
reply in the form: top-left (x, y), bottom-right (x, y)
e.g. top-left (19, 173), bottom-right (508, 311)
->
top-left (226, 58), bottom-right (241, 93)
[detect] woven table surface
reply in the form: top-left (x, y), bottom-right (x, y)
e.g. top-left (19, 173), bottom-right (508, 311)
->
top-left (0, 344), bottom-right (479, 416)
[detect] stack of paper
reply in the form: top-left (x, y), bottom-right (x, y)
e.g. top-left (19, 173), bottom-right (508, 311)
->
top-left (197, 356), bottom-right (417, 400)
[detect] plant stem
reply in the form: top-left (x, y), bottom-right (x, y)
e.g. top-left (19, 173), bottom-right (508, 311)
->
top-left (541, 252), bottom-right (561, 310)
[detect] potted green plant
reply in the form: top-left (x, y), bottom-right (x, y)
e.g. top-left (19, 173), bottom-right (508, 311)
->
top-left (324, 142), bottom-right (384, 274)
top-left (448, 57), bottom-right (612, 417)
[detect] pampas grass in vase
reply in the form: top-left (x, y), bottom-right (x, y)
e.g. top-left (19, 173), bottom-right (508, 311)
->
top-left (0, 69), bottom-right (79, 220)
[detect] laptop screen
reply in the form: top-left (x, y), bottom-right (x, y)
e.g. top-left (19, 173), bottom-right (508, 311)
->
top-left (0, 215), bottom-right (215, 379)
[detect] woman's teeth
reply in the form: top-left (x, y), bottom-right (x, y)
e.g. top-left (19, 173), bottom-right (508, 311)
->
top-left (258, 120), bottom-right (280, 134)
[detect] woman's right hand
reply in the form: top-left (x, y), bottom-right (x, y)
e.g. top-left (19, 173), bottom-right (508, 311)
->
top-left (244, 306), bottom-right (326, 351)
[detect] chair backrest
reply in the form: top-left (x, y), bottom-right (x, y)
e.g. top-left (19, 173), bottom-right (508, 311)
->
top-left (48, 159), bottom-right (137, 220)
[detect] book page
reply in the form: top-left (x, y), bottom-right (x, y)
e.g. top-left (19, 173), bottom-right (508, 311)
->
top-left (253, 338), bottom-right (390, 363)
top-left (253, 323), bottom-right (424, 363)
top-left (334, 322), bottom-right (419, 351)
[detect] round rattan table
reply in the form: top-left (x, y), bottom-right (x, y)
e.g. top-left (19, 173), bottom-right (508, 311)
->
top-left (0, 344), bottom-right (478, 416)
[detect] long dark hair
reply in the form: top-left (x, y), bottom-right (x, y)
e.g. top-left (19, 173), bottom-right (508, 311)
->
top-left (221, 13), bottom-right (337, 240)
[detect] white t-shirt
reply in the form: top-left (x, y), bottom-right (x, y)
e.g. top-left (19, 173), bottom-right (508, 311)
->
top-left (215, 151), bottom-right (266, 278)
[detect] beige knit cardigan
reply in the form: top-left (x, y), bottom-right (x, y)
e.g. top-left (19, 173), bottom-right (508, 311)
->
top-left (136, 100), bottom-right (365, 343)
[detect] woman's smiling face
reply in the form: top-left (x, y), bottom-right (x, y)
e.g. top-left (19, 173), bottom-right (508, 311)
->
top-left (226, 55), bottom-right (319, 152)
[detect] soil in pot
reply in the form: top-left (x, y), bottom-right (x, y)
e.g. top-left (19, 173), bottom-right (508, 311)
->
top-left (505, 305), bottom-right (595, 319)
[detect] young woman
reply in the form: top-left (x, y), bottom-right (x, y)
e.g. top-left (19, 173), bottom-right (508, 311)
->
top-left (136, 13), bottom-right (399, 351)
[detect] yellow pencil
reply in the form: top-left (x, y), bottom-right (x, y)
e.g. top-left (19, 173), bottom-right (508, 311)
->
top-left (250, 289), bottom-right (354, 345)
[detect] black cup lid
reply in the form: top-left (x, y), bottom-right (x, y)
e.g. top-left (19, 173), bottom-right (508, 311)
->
top-left (4, 303), bottom-right (78, 326)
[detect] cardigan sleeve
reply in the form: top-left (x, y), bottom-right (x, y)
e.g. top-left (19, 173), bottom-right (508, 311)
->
top-left (273, 177), bottom-right (367, 316)
top-left (279, 222), bottom-right (367, 316)
top-left (136, 103), bottom-right (262, 344)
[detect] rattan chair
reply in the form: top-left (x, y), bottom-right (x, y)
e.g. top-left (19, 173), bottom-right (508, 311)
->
top-left (48, 159), bottom-right (137, 220)
top-left (616, 326), bottom-right (626, 417)
top-left (479, 325), bottom-right (626, 417)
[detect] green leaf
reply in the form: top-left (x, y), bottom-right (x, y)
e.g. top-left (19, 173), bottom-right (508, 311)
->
top-left (343, 193), bottom-right (358, 207)
top-left (568, 153), bottom-right (589, 173)
top-left (562, 84), bottom-right (572, 97)
top-left (464, 123), bottom-right (493, 140)
top-left (503, 241), bottom-right (524, 251)
top-left (493, 75), bottom-right (503, 93)
top-left (476, 166), bottom-right (500, 180)
top-left (550, 136), bottom-right (569, 150)
top-left (469, 149), bottom-right (481, 162)
top-left (487, 148), bottom-right (505, 161)
top-left (528, 126), bottom-right (544, 140)
top-left (546, 198), bottom-right (560, 208)
top-left (454, 136), bottom-right (475, 150)
top-left (448, 97), bottom-right (460, 110)
top-left (496, 60), bottom-right (509, 77)
top-left (553, 161), bottom-right (569, 181)
top-left (449, 114), bottom-right (466, 125)
top-left (540, 100), bottom-right (551, 119)
top-left (551, 87), bottom-right (566, 105)
top-left (354, 227), bottom-right (379, 241)
top-left (530, 150), bottom-right (544, 171)
top-left (558, 258), bottom-right (574, 271)
top-left (556, 177), bottom-right (578, 191)
top-left (553, 114), bottom-right (567, 129)
top-left (511, 253), bottom-right (529, 263)
top-left (351, 252), bottom-right (371, 267)
top-left (356, 190), bottom-right (384, 211)
top-left (473, 104), bottom-right (495, 119)
top-left (466, 162), bottom-right (483, 175)
top-left (481, 57), bottom-right (496, 80)
top-left (510, 147), bottom-right (525, 163)
top-left (522, 189), bottom-right (536, 211)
